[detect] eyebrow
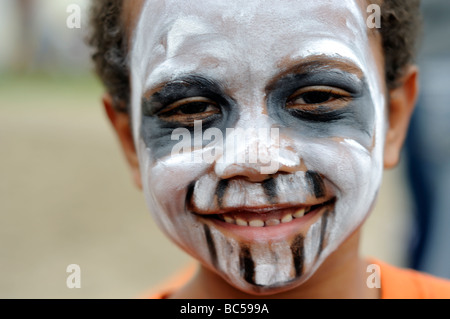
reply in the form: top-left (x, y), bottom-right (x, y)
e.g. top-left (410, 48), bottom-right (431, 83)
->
top-left (267, 55), bottom-right (364, 91)
top-left (141, 75), bottom-right (228, 116)
top-left (143, 75), bottom-right (224, 100)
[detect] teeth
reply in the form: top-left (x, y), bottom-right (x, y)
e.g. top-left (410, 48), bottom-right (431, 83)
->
top-left (265, 219), bottom-right (280, 226)
top-left (220, 205), bottom-right (314, 227)
top-left (293, 208), bottom-right (305, 218)
top-left (224, 216), bottom-right (235, 224)
top-left (281, 214), bottom-right (293, 223)
top-left (249, 219), bottom-right (265, 227)
top-left (236, 218), bottom-right (248, 226)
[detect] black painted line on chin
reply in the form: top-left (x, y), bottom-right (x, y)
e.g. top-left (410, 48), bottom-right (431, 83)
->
top-left (262, 177), bottom-right (278, 204)
top-left (316, 209), bottom-right (330, 260)
top-left (306, 171), bottom-right (325, 198)
top-left (203, 224), bottom-right (218, 269)
top-left (239, 244), bottom-right (256, 285)
top-left (215, 179), bottom-right (229, 208)
top-left (290, 234), bottom-right (305, 278)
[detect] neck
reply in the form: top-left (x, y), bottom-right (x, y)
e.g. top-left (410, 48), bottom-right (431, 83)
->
top-left (171, 230), bottom-right (379, 299)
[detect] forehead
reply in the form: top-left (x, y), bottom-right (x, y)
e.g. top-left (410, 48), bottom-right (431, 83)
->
top-left (136, 0), bottom-right (367, 68)
top-left (131, 0), bottom-right (380, 109)
top-left (136, 0), bottom-right (367, 36)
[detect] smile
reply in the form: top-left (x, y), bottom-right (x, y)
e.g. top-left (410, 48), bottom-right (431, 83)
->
top-left (195, 198), bottom-right (335, 228)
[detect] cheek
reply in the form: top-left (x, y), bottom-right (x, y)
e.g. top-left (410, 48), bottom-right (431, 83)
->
top-left (137, 142), bottom-right (229, 269)
top-left (137, 139), bottom-right (211, 233)
top-left (301, 135), bottom-right (383, 250)
top-left (284, 135), bottom-right (384, 283)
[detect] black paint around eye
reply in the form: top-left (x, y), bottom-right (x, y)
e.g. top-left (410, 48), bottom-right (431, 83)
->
top-left (267, 72), bottom-right (375, 146)
top-left (288, 108), bottom-right (346, 122)
top-left (142, 75), bottom-right (233, 129)
top-left (142, 75), bottom-right (227, 117)
top-left (140, 72), bottom-right (375, 160)
top-left (140, 75), bottom-right (239, 160)
top-left (270, 71), bottom-right (363, 101)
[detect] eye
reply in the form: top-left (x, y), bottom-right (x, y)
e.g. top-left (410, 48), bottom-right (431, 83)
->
top-left (158, 97), bottom-right (221, 125)
top-left (286, 86), bottom-right (351, 111)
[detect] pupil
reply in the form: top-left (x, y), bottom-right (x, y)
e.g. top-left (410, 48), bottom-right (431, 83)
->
top-left (179, 102), bottom-right (208, 114)
top-left (302, 91), bottom-right (331, 104)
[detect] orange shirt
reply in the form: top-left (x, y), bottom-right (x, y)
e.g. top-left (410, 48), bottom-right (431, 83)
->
top-left (375, 259), bottom-right (450, 299)
top-left (143, 259), bottom-right (450, 299)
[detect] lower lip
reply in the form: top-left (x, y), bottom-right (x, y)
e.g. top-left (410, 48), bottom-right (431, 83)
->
top-left (196, 205), bottom-right (331, 242)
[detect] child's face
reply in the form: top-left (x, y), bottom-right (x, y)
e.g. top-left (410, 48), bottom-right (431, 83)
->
top-left (129, 0), bottom-right (386, 294)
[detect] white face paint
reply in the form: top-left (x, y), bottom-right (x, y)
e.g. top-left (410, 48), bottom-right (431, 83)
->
top-left (129, 0), bottom-right (386, 294)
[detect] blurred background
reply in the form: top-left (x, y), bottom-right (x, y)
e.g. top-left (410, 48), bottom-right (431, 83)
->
top-left (0, 0), bottom-right (448, 298)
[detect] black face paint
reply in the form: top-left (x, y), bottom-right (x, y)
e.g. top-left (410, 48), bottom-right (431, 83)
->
top-left (215, 179), bottom-right (229, 208)
top-left (239, 244), bottom-right (256, 285)
top-left (203, 224), bottom-right (218, 268)
top-left (316, 209), bottom-right (331, 260)
top-left (267, 70), bottom-right (375, 149)
top-left (262, 177), bottom-right (278, 204)
top-left (290, 234), bottom-right (305, 278)
top-left (140, 75), bottom-right (238, 160)
top-left (306, 171), bottom-right (325, 198)
top-left (185, 181), bottom-right (196, 211)
top-left (141, 66), bottom-right (374, 162)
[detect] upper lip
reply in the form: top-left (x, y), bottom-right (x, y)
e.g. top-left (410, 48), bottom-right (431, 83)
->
top-left (188, 172), bottom-right (336, 215)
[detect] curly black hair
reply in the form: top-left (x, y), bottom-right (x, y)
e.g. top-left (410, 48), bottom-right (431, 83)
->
top-left (88, 0), bottom-right (422, 112)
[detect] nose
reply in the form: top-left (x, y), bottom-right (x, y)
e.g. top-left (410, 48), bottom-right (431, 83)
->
top-left (214, 125), bottom-right (301, 182)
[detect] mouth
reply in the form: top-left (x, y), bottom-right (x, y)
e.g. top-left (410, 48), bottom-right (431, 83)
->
top-left (213, 200), bottom-right (334, 227)
top-left (194, 197), bottom-right (336, 239)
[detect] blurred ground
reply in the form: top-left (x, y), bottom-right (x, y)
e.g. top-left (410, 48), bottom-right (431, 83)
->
top-left (0, 73), bottom-right (413, 298)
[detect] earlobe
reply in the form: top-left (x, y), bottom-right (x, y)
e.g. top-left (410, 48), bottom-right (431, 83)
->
top-left (384, 66), bottom-right (419, 169)
top-left (103, 93), bottom-right (143, 189)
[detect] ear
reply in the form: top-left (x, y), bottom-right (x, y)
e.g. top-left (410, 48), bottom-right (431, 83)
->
top-left (103, 93), bottom-right (142, 189)
top-left (384, 65), bottom-right (419, 169)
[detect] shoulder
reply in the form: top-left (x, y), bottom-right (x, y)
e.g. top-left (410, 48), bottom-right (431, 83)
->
top-left (370, 258), bottom-right (450, 299)
top-left (139, 262), bottom-right (198, 299)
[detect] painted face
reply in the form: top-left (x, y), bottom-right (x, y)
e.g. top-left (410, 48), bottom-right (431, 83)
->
top-left (129, 0), bottom-right (386, 294)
